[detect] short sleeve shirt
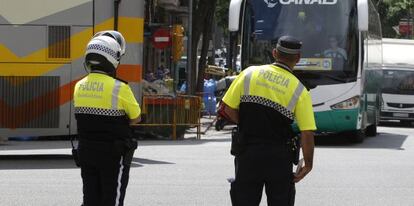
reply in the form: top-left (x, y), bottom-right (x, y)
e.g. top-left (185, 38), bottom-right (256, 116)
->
top-left (73, 73), bottom-right (141, 119)
top-left (222, 64), bottom-right (316, 132)
top-left (73, 72), bottom-right (141, 141)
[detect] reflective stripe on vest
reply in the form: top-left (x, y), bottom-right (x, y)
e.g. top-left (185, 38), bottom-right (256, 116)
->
top-left (112, 80), bottom-right (122, 110)
top-left (74, 107), bottom-right (126, 116)
top-left (241, 66), bottom-right (304, 120)
top-left (287, 83), bottom-right (304, 111)
top-left (244, 70), bottom-right (254, 95)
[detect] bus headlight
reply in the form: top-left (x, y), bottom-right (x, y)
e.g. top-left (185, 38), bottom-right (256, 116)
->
top-left (331, 96), bottom-right (360, 110)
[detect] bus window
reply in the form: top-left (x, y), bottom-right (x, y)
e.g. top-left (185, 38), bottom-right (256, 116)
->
top-left (244, 0), bottom-right (358, 77)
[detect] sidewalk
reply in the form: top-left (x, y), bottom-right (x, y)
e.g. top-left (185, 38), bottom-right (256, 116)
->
top-left (185, 115), bottom-right (234, 140)
top-left (0, 116), bottom-right (226, 143)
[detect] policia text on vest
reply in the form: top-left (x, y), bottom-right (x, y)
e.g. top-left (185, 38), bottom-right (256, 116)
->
top-left (220, 36), bottom-right (316, 206)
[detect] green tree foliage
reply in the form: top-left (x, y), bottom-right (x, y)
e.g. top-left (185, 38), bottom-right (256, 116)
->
top-left (372, 0), bottom-right (414, 37)
top-left (216, 0), bottom-right (230, 34)
top-left (384, 0), bottom-right (414, 15)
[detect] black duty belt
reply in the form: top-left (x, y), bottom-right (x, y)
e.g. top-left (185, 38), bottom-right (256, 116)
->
top-left (79, 139), bottom-right (117, 150)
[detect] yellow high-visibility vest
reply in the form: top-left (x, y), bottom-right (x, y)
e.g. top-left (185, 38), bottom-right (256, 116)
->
top-left (222, 63), bottom-right (316, 131)
top-left (73, 72), bottom-right (140, 120)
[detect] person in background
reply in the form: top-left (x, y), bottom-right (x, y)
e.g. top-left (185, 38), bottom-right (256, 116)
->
top-left (156, 65), bottom-right (165, 79)
top-left (145, 72), bottom-right (156, 82)
top-left (324, 36), bottom-right (347, 70)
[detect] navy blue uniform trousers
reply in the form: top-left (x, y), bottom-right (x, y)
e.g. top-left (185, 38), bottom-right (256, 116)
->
top-left (79, 140), bottom-right (131, 206)
top-left (230, 144), bottom-right (295, 206)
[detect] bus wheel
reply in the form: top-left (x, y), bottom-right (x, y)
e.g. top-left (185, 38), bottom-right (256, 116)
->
top-left (366, 124), bottom-right (377, 137)
top-left (349, 130), bottom-right (365, 143)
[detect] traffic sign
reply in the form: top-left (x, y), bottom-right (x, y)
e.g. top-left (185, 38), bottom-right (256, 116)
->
top-left (152, 28), bottom-right (171, 49)
top-left (399, 19), bottom-right (413, 36)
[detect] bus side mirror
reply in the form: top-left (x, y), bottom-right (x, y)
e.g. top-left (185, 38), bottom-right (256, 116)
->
top-left (229, 0), bottom-right (243, 32)
top-left (358, 0), bottom-right (369, 31)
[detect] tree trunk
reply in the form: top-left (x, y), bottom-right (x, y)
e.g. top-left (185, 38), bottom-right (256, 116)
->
top-left (189, 1), bottom-right (204, 95)
top-left (196, 4), bottom-right (216, 93)
top-left (189, 0), bottom-right (218, 95)
top-left (189, 35), bottom-right (199, 94)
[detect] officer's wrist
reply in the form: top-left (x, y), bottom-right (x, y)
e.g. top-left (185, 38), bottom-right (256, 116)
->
top-left (304, 161), bottom-right (313, 169)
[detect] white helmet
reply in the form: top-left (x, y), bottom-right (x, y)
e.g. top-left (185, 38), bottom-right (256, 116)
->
top-left (84, 35), bottom-right (122, 74)
top-left (93, 30), bottom-right (126, 56)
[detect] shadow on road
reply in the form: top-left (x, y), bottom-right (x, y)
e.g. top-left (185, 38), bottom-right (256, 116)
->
top-left (316, 132), bottom-right (408, 150)
top-left (132, 157), bottom-right (174, 165)
top-left (0, 140), bottom-right (71, 150)
top-left (0, 154), bottom-right (79, 170)
top-left (0, 155), bottom-right (174, 170)
top-left (0, 134), bottom-right (232, 151)
top-left (138, 137), bottom-right (231, 147)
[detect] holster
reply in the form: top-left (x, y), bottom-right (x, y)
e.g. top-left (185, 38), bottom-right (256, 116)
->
top-left (288, 181), bottom-right (296, 206)
top-left (115, 138), bottom-right (138, 166)
top-left (231, 127), bottom-right (246, 156)
top-left (288, 135), bottom-right (300, 165)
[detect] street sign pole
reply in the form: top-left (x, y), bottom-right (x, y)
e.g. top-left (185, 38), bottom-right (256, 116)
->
top-left (187, 0), bottom-right (193, 95)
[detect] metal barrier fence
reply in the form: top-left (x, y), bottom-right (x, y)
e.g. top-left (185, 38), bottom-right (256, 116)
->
top-left (134, 95), bottom-right (202, 140)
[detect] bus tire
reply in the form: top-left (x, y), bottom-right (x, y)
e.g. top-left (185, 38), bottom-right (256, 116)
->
top-left (350, 130), bottom-right (365, 143)
top-left (366, 124), bottom-right (377, 137)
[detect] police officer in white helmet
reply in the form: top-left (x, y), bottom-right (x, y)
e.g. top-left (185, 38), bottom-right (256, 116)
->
top-left (73, 31), bottom-right (141, 206)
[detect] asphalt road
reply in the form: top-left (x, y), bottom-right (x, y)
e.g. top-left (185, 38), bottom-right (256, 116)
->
top-left (1, 124), bottom-right (413, 206)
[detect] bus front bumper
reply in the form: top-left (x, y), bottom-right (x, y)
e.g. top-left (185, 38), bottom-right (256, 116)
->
top-left (380, 111), bottom-right (414, 121)
top-left (294, 109), bottom-right (359, 133)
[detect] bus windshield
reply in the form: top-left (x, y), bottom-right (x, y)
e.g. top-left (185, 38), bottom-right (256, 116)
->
top-left (383, 69), bottom-right (414, 95)
top-left (242, 0), bottom-right (358, 84)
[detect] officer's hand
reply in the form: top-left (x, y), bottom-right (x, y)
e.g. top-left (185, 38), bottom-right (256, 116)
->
top-left (293, 165), bottom-right (312, 183)
top-left (130, 116), bottom-right (141, 125)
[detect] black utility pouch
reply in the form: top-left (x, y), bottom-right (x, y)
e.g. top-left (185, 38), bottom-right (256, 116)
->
top-left (115, 139), bottom-right (138, 166)
top-left (123, 139), bottom-right (138, 166)
top-left (72, 148), bottom-right (80, 167)
top-left (289, 135), bottom-right (300, 165)
top-left (231, 127), bottom-right (245, 156)
top-left (71, 135), bottom-right (80, 167)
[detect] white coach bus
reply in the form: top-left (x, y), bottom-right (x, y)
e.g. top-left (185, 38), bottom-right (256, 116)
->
top-left (228, 0), bottom-right (383, 142)
top-left (0, 0), bottom-right (144, 139)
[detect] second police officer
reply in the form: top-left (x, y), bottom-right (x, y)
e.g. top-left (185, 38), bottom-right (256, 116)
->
top-left (220, 36), bottom-right (316, 206)
top-left (73, 31), bottom-right (141, 206)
